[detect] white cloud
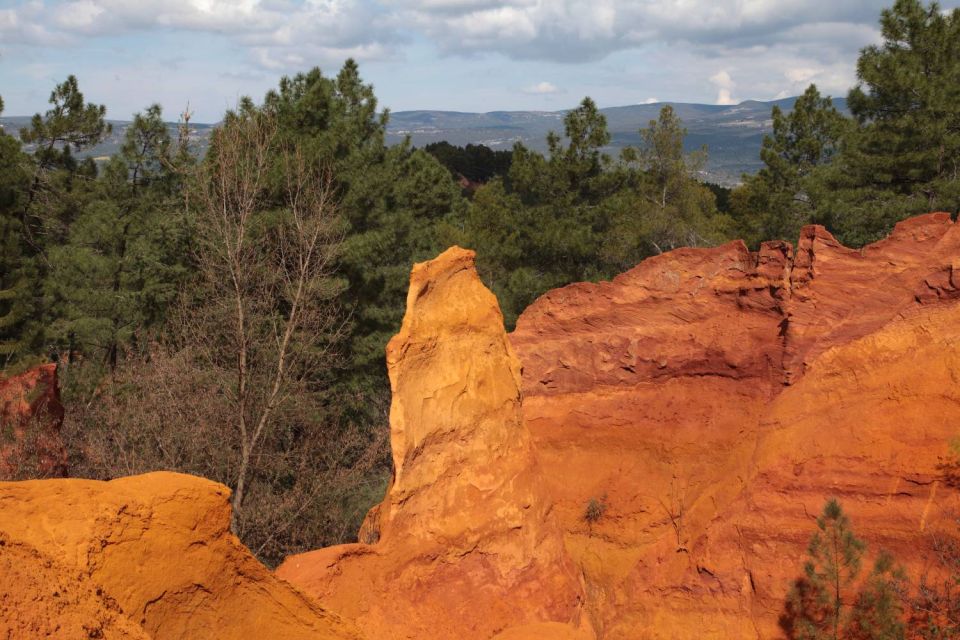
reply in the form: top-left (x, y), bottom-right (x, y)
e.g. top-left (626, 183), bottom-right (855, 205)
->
top-left (709, 69), bottom-right (736, 105)
top-left (523, 81), bottom-right (559, 94)
top-left (387, 0), bottom-right (888, 62)
top-left (3, 0), bottom-right (894, 73)
top-left (640, 97), bottom-right (658, 104)
top-left (4, 0), bottom-right (954, 112)
top-left (785, 67), bottom-right (819, 84)
top-left (5, 0), bottom-right (398, 70)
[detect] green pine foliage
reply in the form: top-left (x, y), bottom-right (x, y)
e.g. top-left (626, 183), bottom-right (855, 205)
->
top-left (847, 552), bottom-right (908, 640)
top-left (423, 141), bottom-right (512, 186)
top-left (0, 97), bottom-right (42, 363)
top-left (45, 104), bottom-right (188, 368)
top-left (459, 100), bottom-right (729, 326)
top-left (731, 85), bottom-right (849, 247)
top-left (830, 0), bottom-right (960, 245)
top-left (780, 499), bottom-right (906, 640)
top-left (261, 60), bottom-right (466, 402)
top-left (732, 0), bottom-right (960, 249)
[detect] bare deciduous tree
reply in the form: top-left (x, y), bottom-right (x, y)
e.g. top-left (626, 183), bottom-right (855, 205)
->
top-left (189, 109), bottom-right (346, 533)
top-left (48, 106), bottom-right (388, 566)
top-left (59, 345), bottom-right (388, 566)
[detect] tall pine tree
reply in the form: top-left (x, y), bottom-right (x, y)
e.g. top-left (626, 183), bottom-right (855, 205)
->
top-left (731, 85), bottom-right (849, 246)
top-left (781, 499), bottom-right (906, 640)
top-left (45, 105), bottom-right (187, 368)
top-left (0, 95), bottom-right (41, 364)
top-left (830, 0), bottom-right (960, 245)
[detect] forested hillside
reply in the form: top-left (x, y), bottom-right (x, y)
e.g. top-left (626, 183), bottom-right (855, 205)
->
top-left (1, 0), bottom-right (958, 574)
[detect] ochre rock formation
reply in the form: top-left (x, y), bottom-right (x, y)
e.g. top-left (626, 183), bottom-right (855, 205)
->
top-left (0, 471), bottom-right (362, 640)
top-left (278, 247), bottom-right (588, 640)
top-left (511, 212), bottom-right (960, 638)
top-left (4, 214), bottom-right (960, 639)
top-left (283, 214), bottom-right (960, 639)
top-left (0, 363), bottom-right (67, 478)
top-left (0, 532), bottom-right (150, 640)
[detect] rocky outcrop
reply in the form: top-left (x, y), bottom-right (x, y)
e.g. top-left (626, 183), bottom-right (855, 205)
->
top-left (0, 472), bottom-right (363, 640)
top-left (4, 214), bottom-right (959, 639)
top-left (511, 213), bottom-right (960, 638)
top-left (277, 217), bottom-right (960, 639)
top-left (0, 532), bottom-right (150, 640)
top-left (0, 363), bottom-right (67, 478)
top-left (278, 247), bottom-right (587, 640)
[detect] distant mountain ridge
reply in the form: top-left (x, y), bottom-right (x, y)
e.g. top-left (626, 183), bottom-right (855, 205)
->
top-left (1, 96), bottom-right (848, 186)
top-left (385, 97), bottom-right (849, 185)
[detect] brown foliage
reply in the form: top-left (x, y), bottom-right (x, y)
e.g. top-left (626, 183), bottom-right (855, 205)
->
top-left (908, 525), bottom-right (960, 639)
top-left (54, 109), bottom-right (389, 566)
top-left (61, 348), bottom-right (388, 566)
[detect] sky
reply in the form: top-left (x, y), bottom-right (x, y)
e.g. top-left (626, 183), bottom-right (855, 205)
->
top-left (1, 0), bottom-right (956, 123)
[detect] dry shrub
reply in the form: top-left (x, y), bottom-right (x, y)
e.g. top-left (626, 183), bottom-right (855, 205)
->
top-left (61, 347), bottom-right (389, 567)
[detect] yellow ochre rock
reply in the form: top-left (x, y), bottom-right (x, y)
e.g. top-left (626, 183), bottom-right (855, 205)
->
top-left (0, 471), bottom-right (363, 640)
top-left (278, 247), bottom-right (587, 640)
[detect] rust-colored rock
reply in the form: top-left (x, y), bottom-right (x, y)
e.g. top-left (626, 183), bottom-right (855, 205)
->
top-left (0, 363), bottom-right (67, 478)
top-left (0, 471), bottom-right (362, 640)
top-left (511, 212), bottom-right (960, 638)
top-left (5, 214), bottom-right (960, 639)
top-left (278, 247), bottom-right (587, 640)
top-left (277, 218), bottom-right (960, 638)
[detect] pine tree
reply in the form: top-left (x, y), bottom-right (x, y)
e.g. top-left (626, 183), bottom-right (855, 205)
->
top-left (781, 499), bottom-right (906, 640)
top-left (470, 97), bottom-right (621, 320)
top-left (45, 104), bottom-right (186, 368)
top-left (846, 552), bottom-right (906, 640)
top-left (731, 85), bottom-right (849, 246)
top-left (461, 101), bottom-right (730, 324)
top-left (19, 75), bottom-right (111, 247)
top-left (262, 60), bottom-right (465, 408)
top-left (0, 95), bottom-right (40, 364)
top-left (782, 499), bottom-right (866, 639)
top-left (830, 0), bottom-right (960, 245)
top-left (602, 105), bottom-right (727, 271)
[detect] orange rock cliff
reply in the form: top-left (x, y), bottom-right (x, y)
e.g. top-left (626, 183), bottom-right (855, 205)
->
top-left (2, 213), bottom-right (959, 639)
top-left (281, 213), bottom-right (960, 638)
top-left (0, 472), bottom-right (363, 639)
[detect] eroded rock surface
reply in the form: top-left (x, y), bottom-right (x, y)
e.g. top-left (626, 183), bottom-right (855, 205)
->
top-left (0, 472), bottom-right (362, 640)
top-left (278, 247), bottom-right (587, 640)
top-left (279, 218), bottom-right (960, 638)
top-left (4, 215), bottom-right (960, 639)
top-left (511, 213), bottom-right (960, 638)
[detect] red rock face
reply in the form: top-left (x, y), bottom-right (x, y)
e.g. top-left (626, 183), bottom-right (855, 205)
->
top-left (0, 363), bottom-right (67, 478)
top-left (511, 213), bottom-right (960, 638)
top-left (275, 215), bottom-right (960, 638)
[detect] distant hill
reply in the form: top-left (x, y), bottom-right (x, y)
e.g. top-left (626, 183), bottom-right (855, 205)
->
top-left (1, 96), bottom-right (848, 186)
top-left (385, 97), bottom-right (849, 185)
top-left (0, 117), bottom-right (216, 162)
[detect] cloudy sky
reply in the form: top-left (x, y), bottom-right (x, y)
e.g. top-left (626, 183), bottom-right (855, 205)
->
top-left (2, 0), bottom-right (955, 123)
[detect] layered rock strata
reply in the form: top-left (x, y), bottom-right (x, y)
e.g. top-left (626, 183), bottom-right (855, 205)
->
top-left (285, 214), bottom-right (960, 639)
top-left (511, 213), bottom-right (960, 638)
top-left (3, 214), bottom-right (960, 639)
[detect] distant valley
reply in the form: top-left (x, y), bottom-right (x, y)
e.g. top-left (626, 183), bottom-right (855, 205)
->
top-left (1, 96), bottom-right (848, 186)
